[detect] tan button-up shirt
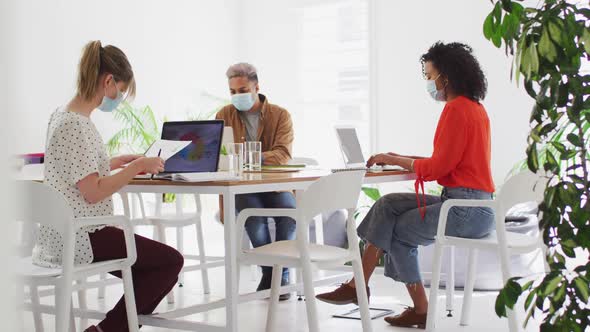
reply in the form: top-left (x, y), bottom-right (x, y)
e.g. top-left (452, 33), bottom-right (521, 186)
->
top-left (215, 94), bottom-right (293, 165)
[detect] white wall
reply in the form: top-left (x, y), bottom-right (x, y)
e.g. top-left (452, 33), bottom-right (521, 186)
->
top-left (9, 0), bottom-right (534, 187)
top-left (9, 0), bottom-right (239, 153)
top-left (226, 0), bottom-right (533, 186)
top-left (0, 0), bottom-right (20, 329)
top-left (373, 0), bottom-right (532, 188)
top-left (231, 0), bottom-right (304, 154)
top-left (231, 0), bottom-right (371, 167)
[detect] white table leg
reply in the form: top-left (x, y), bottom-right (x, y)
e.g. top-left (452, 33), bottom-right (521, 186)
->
top-left (175, 196), bottom-right (185, 286)
top-left (223, 190), bottom-right (239, 332)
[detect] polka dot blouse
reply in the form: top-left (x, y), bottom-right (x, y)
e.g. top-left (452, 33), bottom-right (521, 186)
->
top-left (32, 108), bottom-right (113, 268)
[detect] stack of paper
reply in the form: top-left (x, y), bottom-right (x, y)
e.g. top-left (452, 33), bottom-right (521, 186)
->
top-left (155, 172), bottom-right (241, 182)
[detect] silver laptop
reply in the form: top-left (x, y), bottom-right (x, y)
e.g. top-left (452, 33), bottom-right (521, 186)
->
top-left (334, 126), bottom-right (402, 172)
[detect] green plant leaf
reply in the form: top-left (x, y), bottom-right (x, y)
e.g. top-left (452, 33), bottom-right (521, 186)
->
top-left (492, 30), bottom-right (503, 48)
top-left (502, 13), bottom-right (519, 41)
top-left (529, 43), bottom-right (539, 76)
top-left (521, 280), bottom-right (534, 291)
top-left (220, 145), bottom-right (228, 156)
top-left (581, 28), bottom-right (590, 55)
top-left (556, 83), bottom-right (569, 107)
top-left (573, 277), bottom-right (589, 303)
top-left (504, 279), bottom-right (523, 309)
top-left (521, 43), bottom-right (539, 79)
top-left (361, 187), bottom-right (381, 202)
top-left (527, 143), bottom-right (539, 172)
top-left (493, 2), bottom-right (502, 23)
top-left (495, 291), bottom-right (507, 317)
top-left (544, 150), bottom-right (559, 172)
top-left (543, 275), bottom-right (562, 296)
top-left (567, 133), bottom-right (582, 147)
top-left (524, 290), bottom-right (536, 310)
top-left (484, 13), bottom-right (494, 40)
top-left (562, 243), bottom-right (576, 258)
top-left (547, 20), bottom-right (563, 46)
top-left (561, 238), bottom-right (577, 248)
top-left (539, 27), bottom-right (557, 63)
top-left (550, 142), bottom-right (566, 154)
top-left (553, 284), bottom-right (566, 303)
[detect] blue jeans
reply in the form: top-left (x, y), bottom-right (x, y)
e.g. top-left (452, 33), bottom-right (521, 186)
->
top-left (357, 186), bottom-right (494, 284)
top-left (235, 191), bottom-right (296, 280)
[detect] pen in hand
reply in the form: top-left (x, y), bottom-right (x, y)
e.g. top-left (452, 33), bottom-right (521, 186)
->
top-left (151, 149), bottom-right (162, 180)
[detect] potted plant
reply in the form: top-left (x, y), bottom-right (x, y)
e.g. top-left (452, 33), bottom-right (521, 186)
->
top-left (483, 1), bottom-right (590, 330)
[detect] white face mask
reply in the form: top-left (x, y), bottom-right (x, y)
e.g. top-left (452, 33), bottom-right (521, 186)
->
top-left (98, 78), bottom-right (124, 112)
top-left (426, 74), bottom-right (447, 102)
top-left (231, 92), bottom-right (255, 111)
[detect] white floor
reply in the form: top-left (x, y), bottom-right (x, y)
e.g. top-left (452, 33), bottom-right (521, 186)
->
top-left (21, 196), bottom-right (543, 331)
top-left (22, 269), bottom-right (542, 332)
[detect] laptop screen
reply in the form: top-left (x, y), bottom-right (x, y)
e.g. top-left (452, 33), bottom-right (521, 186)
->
top-left (335, 127), bottom-right (365, 166)
top-left (161, 120), bottom-right (224, 173)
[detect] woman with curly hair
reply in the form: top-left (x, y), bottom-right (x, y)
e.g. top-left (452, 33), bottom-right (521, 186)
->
top-left (316, 41), bottom-right (495, 329)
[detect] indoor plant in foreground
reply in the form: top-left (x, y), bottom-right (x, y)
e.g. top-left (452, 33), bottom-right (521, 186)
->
top-left (484, 1), bottom-right (590, 331)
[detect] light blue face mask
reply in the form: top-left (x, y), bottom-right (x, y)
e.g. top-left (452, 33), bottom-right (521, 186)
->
top-left (231, 92), bottom-right (255, 111)
top-left (426, 74), bottom-right (447, 102)
top-left (98, 80), bottom-right (124, 112)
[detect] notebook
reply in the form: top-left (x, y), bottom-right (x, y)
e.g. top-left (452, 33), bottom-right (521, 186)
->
top-left (154, 171), bottom-right (240, 182)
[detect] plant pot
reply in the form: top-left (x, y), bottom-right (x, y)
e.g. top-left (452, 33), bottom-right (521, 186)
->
top-left (218, 155), bottom-right (229, 171)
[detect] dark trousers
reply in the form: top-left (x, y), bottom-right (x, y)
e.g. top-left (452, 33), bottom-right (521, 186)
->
top-left (89, 226), bottom-right (184, 332)
top-left (235, 191), bottom-right (296, 279)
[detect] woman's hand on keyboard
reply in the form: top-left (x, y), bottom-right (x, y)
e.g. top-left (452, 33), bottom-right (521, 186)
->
top-left (366, 153), bottom-right (396, 167)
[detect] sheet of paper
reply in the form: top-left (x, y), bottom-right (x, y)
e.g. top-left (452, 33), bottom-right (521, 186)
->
top-left (145, 139), bottom-right (191, 160)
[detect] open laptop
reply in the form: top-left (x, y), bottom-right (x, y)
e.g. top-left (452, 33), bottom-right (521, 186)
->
top-left (160, 120), bottom-right (224, 173)
top-left (334, 126), bottom-right (402, 172)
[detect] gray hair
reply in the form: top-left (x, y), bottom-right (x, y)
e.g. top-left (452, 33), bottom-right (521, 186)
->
top-left (226, 62), bottom-right (258, 83)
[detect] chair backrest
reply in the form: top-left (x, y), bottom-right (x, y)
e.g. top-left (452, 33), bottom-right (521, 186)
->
top-left (16, 181), bottom-right (73, 235)
top-left (289, 157), bottom-right (319, 166)
top-left (496, 170), bottom-right (547, 218)
top-left (17, 163), bottom-right (45, 181)
top-left (299, 170), bottom-right (365, 221)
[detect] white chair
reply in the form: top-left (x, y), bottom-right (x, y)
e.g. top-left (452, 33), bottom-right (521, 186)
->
top-left (243, 157), bottom-right (326, 297)
top-left (17, 181), bottom-right (139, 332)
top-left (236, 171), bottom-right (372, 332)
top-left (97, 192), bottom-right (213, 304)
top-left (426, 171), bottom-right (548, 332)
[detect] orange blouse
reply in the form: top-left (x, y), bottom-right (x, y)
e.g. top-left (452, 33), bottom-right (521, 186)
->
top-left (413, 96), bottom-right (495, 215)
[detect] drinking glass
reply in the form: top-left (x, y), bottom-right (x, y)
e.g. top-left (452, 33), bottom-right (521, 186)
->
top-left (245, 141), bottom-right (262, 171)
top-left (224, 143), bottom-right (244, 176)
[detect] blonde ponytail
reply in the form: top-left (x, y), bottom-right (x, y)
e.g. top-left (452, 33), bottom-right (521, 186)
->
top-left (76, 40), bottom-right (136, 101)
top-left (77, 40), bottom-right (102, 100)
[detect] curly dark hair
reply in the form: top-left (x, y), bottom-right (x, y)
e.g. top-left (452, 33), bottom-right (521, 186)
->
top-left (420, 42), bottom-right (487, 102)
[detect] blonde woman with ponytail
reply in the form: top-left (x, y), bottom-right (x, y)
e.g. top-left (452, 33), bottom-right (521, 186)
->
top-left (35, 40), bottom-right (184, 332)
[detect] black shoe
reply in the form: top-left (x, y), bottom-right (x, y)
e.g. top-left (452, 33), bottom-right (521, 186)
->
top-left (279, 276), bottom-right (291, 301)
top-left (256, 270), bottom-right (291, 301)
top-left (256, 271), bottom-right (272, 292)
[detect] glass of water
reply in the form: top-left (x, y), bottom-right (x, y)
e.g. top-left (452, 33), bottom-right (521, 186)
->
top-left (245, 141), bottom-right (262, 171)
top-left (224, 143), bottom-right (244, 176)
